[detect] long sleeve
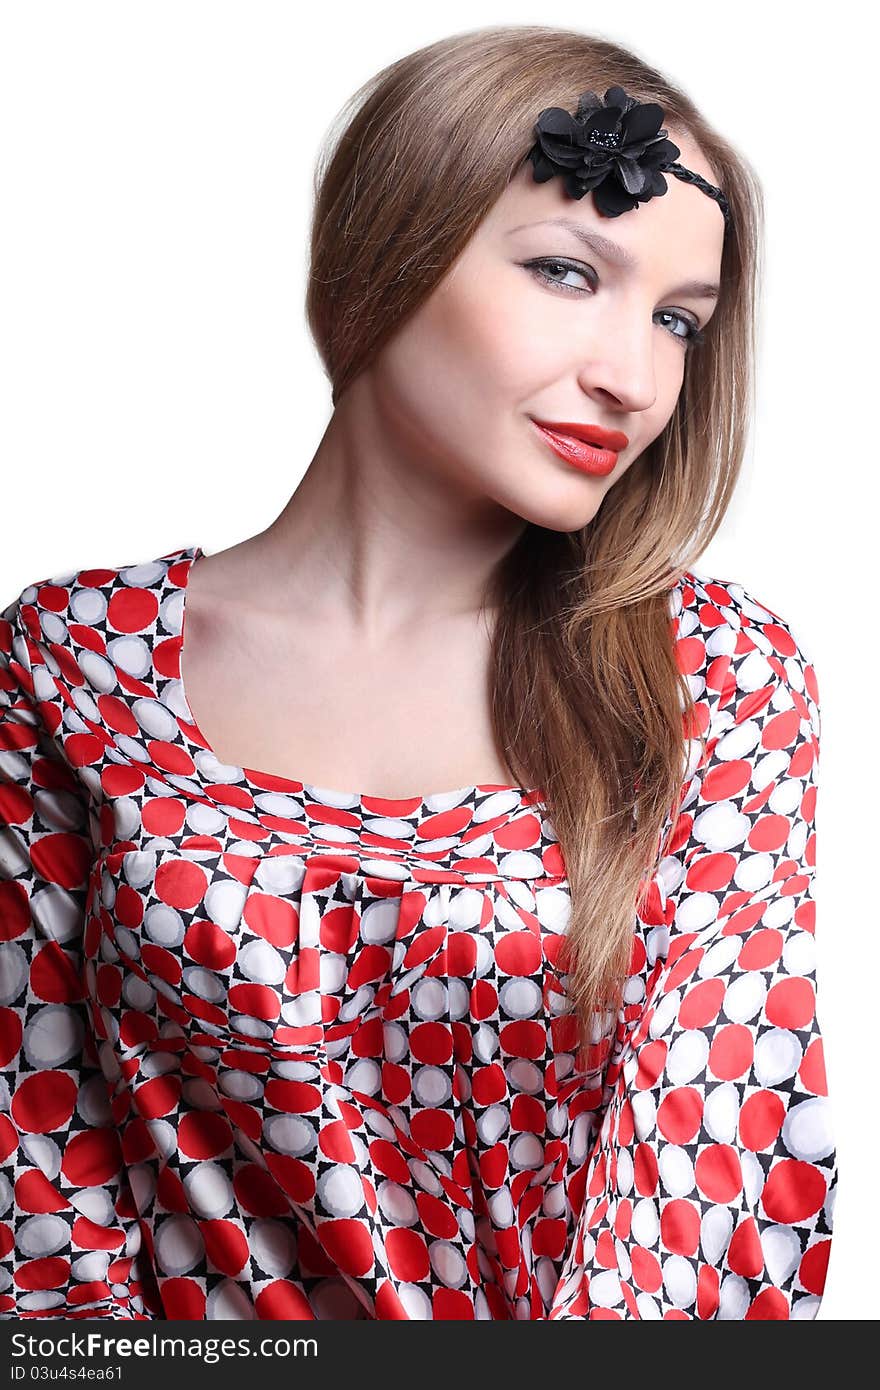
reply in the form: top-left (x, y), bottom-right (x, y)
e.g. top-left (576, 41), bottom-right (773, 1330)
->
top-left (0, 590), bottom-right (146, 1320)
top-left (549, 579), bottom-right (837, 1320)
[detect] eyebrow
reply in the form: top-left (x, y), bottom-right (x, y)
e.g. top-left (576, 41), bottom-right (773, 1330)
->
top-left (507, 217), bottom-right (721, 300)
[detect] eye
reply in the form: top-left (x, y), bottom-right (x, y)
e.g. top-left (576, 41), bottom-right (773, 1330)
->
top-left (522, 257), bottom-right (595, 294)
top-left (521, 257), bottom-right (707, 349)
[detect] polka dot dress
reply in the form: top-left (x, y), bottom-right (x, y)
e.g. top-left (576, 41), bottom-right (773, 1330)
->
top-left (0, 543), bottom-right (837, 1320)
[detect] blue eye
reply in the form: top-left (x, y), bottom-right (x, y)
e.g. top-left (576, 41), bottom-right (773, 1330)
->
top-left (521, 257), bottom-right (707, 349)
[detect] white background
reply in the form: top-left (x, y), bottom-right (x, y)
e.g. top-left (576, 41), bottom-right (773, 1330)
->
top-left (1, 1), bottom-right (874, 1319)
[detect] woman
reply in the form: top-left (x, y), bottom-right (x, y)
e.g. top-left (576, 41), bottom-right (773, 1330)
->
top-left (0, 25), bottom-right (837, 1319)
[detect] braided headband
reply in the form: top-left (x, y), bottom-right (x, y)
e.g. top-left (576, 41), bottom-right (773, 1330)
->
top-left (525, 85), bottom-right (731, 231)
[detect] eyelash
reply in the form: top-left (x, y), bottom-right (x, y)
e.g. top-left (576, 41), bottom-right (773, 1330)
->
top-left (521, 257), bottom-right (707, 350)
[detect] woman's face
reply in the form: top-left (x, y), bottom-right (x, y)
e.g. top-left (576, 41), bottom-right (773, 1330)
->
top-left (368, 129), bottom-right (726, 534)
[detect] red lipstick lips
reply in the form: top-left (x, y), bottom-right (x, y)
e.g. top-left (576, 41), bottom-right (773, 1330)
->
top-left (530, 417), bottom-right (629, 477)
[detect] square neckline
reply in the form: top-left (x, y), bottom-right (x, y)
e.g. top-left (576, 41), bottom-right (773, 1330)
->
top-left (174, 543), bottom-right (542, 811)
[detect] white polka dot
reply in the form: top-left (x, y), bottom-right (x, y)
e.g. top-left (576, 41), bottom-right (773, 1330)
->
top-left (715, 722), bottom-right (760, 762)
top-left (737, 648), bottom-right (775, 692)
top-left (132, 696), bottom-right (179, 741)
top-left (755, 1028), bottom-right (802, 1086)
top-left (396, 1283), bottom-right (432, 1319)
top-left (70, 587), bottom-right (107, 626)
top-left (498, 850), bottom-right (544, 879)
top-left (474, 934), bottom-right (494, 977)
top-left (703, 1083), bottom-right (741, 1143)
top-left (382, 1022), bottom-right (407, 1064)
top-left (649, 989), bottom-right (679, 1039)
top-left (534, 886), bottom-right (571, 934)
top-left (413, 1066), bottom-right (451, 1107)
top-left (360, 900), bottom-right (400, 944)
top-left (238, 939), bottom-right (286, 984)
top-left (250, 1219), bottom-right (296, 1277)
top-left (144, 904), bottom-right (185, 948)
top-left (509, 1133), bottom-right (543, 1170)
top-left (339, 986), bottom-right (379, 1026)
top-left (207, 1278), bottom-right (255, 1320)
top-left (128, 1165), bottom-right (156, 1216)
top-left (630, 1090), bottom-right (657, 1139)
top-left (345, 1058), bottom-right (381, 1097)
top-left (148, 1118), bottom-right (178, 1159)
top-left (23, 1004), bottom-right (84, 1068)
top-left (18, 1215), bottom-right (69, 1258)
top-left (662, 1253), bottom-right (697, 1308)
top-left (542, 1183), bottom-right (566, 1219)
top-left (500, 978), bottom-right (541, 1019)
top-left (263, 1114), bottom-right (315, 1158)
top-left (717, 1272), bottom-right (750, 1319)
top-left (20, 1134), bottom-right (60, 1178)
top-left (631, 1198), bottom-right (660, 1248)
top-left (122, 975), bottom-right (156, 1010)
top-left (183, 1161), bottom-right (234, 1219)
top-left (658, 1145), bottom-right (695, 1197)
top-left (72, 1251), bottom-right (111, 1282)
top-left (155, 1215), bottom-right (204, 1275)
top-left (585, 1269), bottom-right (624, 1308)
top-left (693, 803), bottom-right (750, 854)
top-left (488, 1188), bottom-right (514, 1227)
top-left (377, 1181), bottom-right (418, 1226)
top-left (507, 1059), bottom-right (542, 1094)
top-left (320, 953), bottom-right (347, 993)
top-left (318, 1165), bottom-right (363, 1218)
top-left (70, 1188), bottom-right (115, 1225)
top-left (279, 993), bottom-right (320, 1027)
top-left (699, 937), bottom-right (741, 978)
top-left (0, 944), bottom-right (29, 1007)
top-left (783, 932), bottom-right (816, 977)
top-left (761, 1223), bottom-right (801, 1287)
top-left (254, 857), bottom-right (303, 895)
top-left (254, 793), bottom-right (306, 818)
top-left (476, 1105), bottom-right (509, 1147)
top-left (429, 1241), bottom-right (467, 1288)
top-left (762, 895), bottom-right (797, 930)
top-left (568, 1111), bottom-right (593, 1167)
top-left (723, 971), bottom-right (766, 1023)
top-left (783, 1096), bottom-right (835, 1162)
top-left (182, 967), bottom-right (226, 1002)
top-left (792, 1295), bottom-right (822, 1318)
top-left (742, 1150), bottom-right (765, 1207)
top-left (735, 852), bottom-right (774, 894)
top-left (18, 1292), bottom-right (65, 1311)
top-left (615, 1147), bottom-right (634, 1198)
top-left (473, 1023), bottom-right (500, 1064)
top-left (205, 879), bottom-right (248, 929)
top-left (666, 1030), bottom-right (710, 1085)
top-left (411, 978), bottom-right (447, 1020)
top-left (409, 1161), bottom-right (443, 1195)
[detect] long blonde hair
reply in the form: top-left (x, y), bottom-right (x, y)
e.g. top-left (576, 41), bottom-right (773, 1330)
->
top-left (305, 25), bottom-right (763, 1059)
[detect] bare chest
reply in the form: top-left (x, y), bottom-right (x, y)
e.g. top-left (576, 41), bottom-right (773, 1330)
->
top-left (179, 594), bottom-right (517, 798)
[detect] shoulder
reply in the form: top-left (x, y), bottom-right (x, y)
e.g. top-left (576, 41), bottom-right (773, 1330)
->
top-left (2, 543), bottom-right (196, 650)
top-left (669, 568), bottom-right (820, 749)
top-left (671, 567), bottom-right (818, 690)
top-left (0, 544), bottom-right (197, 704)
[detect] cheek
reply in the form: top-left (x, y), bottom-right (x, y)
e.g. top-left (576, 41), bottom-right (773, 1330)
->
top-left (382, 268), bottom-right (539, 414)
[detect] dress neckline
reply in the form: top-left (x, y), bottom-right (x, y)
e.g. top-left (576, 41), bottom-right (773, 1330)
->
top-left (173, 543), bottom-right (542, 812)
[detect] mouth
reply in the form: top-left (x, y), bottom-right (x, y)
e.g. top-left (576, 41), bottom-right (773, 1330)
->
top-left (531, 419), bottom-right (629, 451)
top-left (529, 418), bottom-right (627, 477)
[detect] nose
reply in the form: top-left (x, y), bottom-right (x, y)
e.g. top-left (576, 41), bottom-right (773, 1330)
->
top-left (574, 298), bottom-right (660, 415)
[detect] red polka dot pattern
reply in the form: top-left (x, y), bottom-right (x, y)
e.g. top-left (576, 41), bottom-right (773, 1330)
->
top-left (0, 546), bottom-right (837, 1320)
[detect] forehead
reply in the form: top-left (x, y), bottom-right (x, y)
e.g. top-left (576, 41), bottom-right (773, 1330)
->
top-left (488, 129), bottom-right (726, 277)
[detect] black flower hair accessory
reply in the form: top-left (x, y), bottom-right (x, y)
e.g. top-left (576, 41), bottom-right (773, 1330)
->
top-left (526, 85), bottom-right (731, 229)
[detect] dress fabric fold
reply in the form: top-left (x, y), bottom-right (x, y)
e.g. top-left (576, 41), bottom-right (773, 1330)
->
top-left (0, 543), bottom-right (837, 1320)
